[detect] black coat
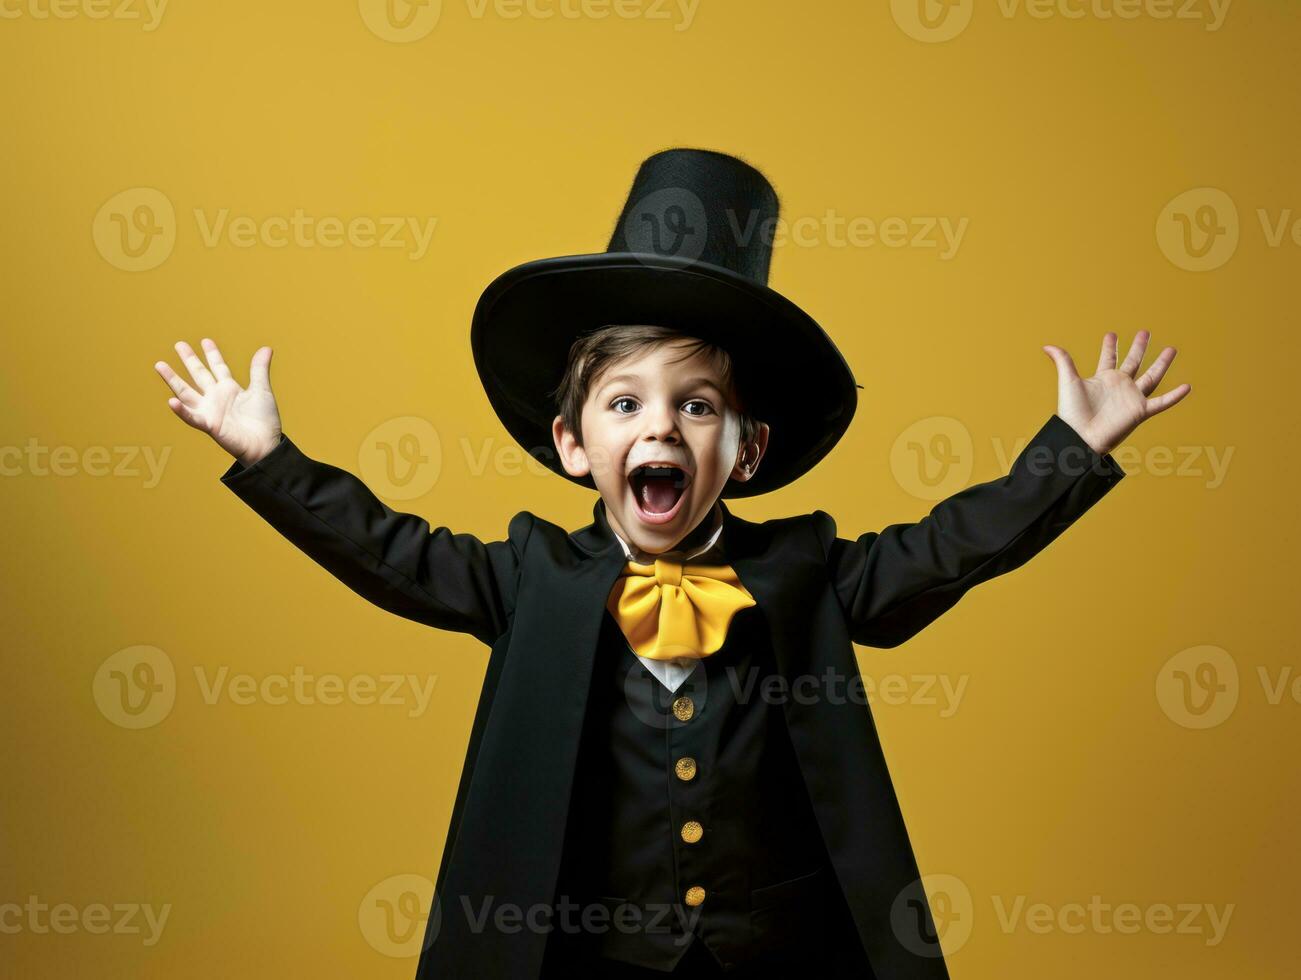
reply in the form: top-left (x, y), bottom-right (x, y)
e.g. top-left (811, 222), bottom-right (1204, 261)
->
top-left (220, 412), bottom-right (1125, 978)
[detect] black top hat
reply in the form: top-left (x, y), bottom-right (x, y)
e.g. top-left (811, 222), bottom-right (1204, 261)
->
top-left (470, 147), bottom-right (860, 497)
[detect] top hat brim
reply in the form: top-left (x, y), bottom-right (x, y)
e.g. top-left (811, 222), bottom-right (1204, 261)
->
top-left (470, 251), bottom-right (859, 498)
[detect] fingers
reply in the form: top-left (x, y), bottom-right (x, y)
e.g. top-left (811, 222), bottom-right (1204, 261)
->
top-left (1042, 344), bottom-right (1081, 383)
top-left (1135, 346), bottom-right (1178, 396)
top-left (248, 346), bottom-right (273, 391)
top-left (1117, 329), bottom-right (1150, 376)
top-left (175, 340), bottom-right (216, 391)
top-left (201, 338), bottom-right (233, 382)
top-left (1145, 382), bottom-right (1192, 417)
top-left (1096, 331), bottom-right (1118, 375)
top-left (166, 396), bottom-right (206, 430)
top-left (154, 359), bottom-right (201, 407)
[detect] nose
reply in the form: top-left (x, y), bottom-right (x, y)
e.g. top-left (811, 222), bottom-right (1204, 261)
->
top-left (640, 399), bottom-right (681, 443)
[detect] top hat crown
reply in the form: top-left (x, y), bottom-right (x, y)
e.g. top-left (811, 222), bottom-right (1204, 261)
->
top-left (470, 147), bottom-right (859, 498)
top-left (605, 148), bottom-right (780, 283)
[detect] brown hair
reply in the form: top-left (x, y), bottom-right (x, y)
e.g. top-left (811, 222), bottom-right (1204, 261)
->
top-left (548, 324), bottom-right (760, 449)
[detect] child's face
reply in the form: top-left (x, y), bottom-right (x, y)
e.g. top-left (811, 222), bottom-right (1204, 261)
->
top-left (552, 339), bottom-right (769, 556)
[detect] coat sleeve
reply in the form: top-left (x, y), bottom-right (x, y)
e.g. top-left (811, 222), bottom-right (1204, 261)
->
top-left (815, 413), bottom-right (1126, 648)
top-left (219, 432), bottom-right (531, 646)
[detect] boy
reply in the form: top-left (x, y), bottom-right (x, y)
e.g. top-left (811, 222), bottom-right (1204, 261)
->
top-left (154, 149), bottom-right (1189, 979)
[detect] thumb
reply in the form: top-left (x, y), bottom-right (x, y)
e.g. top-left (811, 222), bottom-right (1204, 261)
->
top-left (1041, 344), bottom-right (1079, 385)
top-left (248, 346), bottom-right (273, 391)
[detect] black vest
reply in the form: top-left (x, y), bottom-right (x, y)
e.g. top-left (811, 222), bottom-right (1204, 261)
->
top-left (543, 600), bottom-right (871, 974)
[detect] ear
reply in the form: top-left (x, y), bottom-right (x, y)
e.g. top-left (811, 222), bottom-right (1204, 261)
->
top-left (552, 414), bottom-right (591, 478)
top-left (730, 421), bottom-right (771, 483)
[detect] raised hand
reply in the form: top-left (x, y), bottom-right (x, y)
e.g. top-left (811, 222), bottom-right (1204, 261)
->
top-left (154, 339), bottom-right (283, 467)
top-left (1041, 330), bottom-right (1191, 456)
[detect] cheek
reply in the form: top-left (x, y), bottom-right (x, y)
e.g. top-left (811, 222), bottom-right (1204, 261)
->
top-left (585, 447), bottom-right (623, 484)
top-left (692, 449), bottom-right (731, 484)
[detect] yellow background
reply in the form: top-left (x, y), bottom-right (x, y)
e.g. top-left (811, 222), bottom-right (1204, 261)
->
top-left (0, 0), bottom-right (1290, 976)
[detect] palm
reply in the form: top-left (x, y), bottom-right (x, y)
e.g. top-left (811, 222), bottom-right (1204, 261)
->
top-left (154, 340), bottom-right (282, 465)
top-left (1043, 330), bottom-right (1191, 456)
top-left (201, 375), bottom-right (279, 453)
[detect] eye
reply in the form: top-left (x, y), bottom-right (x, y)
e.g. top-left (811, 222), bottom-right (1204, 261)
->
top-left (609, 397), bottom-right (714, 416)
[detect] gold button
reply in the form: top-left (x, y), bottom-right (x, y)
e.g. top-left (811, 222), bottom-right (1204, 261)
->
top-left (672, 696), bottom-right (694, 721)
top-left (680, 820), bottom-right (703, 843)
top-left (684, 885), bottom-right (706, 907)
top-left (674, 756), bottom-right (697, 781)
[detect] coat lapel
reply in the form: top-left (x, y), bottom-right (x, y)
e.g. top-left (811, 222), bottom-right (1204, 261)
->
top-left (723, 504), bottom-right (950, 979)
top-left (422, 499), bottom-right (628, 978)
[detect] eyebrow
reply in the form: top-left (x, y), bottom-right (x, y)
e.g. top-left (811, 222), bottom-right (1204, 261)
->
top-left (597, 373), bottom-right (726, 398)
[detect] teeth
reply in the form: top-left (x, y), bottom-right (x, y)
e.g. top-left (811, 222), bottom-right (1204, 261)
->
top-left (630, 464), bottom-right (690, 492)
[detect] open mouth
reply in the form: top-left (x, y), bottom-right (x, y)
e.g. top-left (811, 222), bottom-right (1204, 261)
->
top-left (628, 464), bottom-right (692, 523)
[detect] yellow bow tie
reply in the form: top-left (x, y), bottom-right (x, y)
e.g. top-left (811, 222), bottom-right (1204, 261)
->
top-left (606, 558), bottom-right (756, 661)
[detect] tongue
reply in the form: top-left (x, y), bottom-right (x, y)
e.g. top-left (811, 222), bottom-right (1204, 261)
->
top-left (639, 477), bottom-right (682, 514)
